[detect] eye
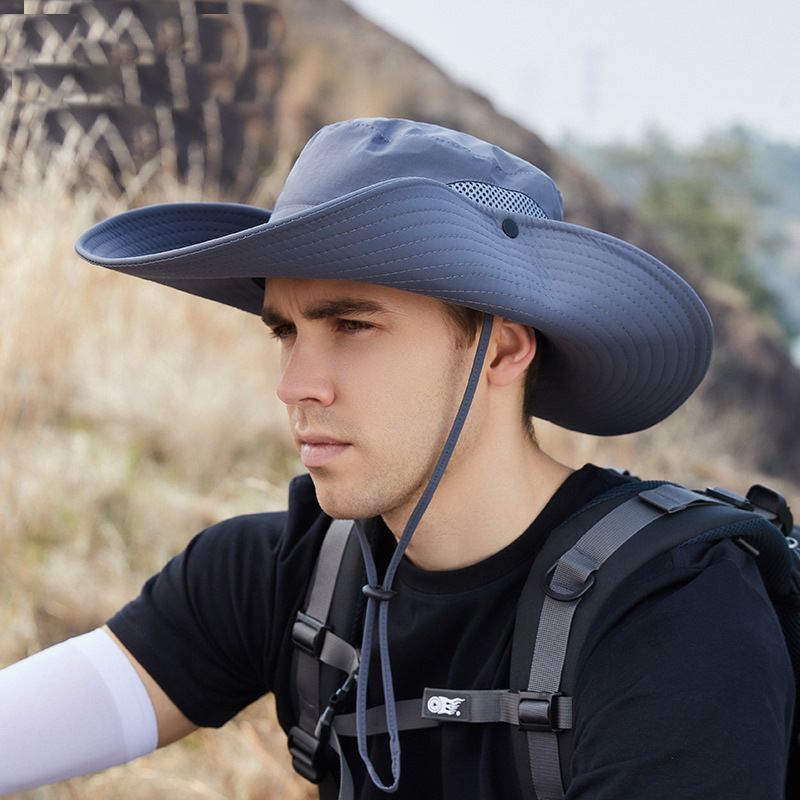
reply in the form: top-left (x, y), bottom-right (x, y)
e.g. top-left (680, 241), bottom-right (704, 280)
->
top-left (336, 319), bottom-right (374, 334)
top-left (269, 323), bottom-right (296, 341)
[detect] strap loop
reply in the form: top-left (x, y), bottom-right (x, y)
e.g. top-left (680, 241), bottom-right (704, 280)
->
top-left (542, 563), bottom-right (596, 601)
top-left (639, 484), bottom-right (713, 514)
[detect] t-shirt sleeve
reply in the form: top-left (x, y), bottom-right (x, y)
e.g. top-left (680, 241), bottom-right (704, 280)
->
top-left (566, 538), bottom-right (795, 800)
top-left (106, 512), bottom-right (288, 728)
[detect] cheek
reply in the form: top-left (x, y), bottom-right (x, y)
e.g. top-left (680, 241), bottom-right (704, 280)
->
top-left (352, 352), bottom-right (463, 443)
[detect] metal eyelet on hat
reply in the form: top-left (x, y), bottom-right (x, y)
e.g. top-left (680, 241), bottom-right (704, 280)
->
top-left (502, 218), bottom-right (519, 238)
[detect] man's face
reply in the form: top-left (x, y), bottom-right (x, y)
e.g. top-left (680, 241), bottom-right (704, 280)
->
top-left (262, 278), bottom-right (477, 522)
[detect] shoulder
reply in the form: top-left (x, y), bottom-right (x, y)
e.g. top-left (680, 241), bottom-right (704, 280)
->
top-left (567, 534), bottom-right (794, 797)
top-left (105, 474), bottom-right (330, 725)
top-left (573, 480), bottom-right (793, 680)
top-left (582, 534), bottom-right (789, 662)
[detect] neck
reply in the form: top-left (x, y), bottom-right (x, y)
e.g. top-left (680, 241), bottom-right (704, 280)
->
top-left (381, 425), bottom-right (572, 572)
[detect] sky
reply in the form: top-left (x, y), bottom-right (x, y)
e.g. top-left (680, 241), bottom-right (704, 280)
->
top-left (347, 0), bottom-right (800, 146)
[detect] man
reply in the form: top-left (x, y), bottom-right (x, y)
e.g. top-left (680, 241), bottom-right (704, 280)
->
top-left (0, 118), bottom-right (793, 798)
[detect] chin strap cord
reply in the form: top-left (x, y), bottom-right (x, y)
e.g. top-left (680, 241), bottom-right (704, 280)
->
top-left (353, 314), bottom-right (494, 793)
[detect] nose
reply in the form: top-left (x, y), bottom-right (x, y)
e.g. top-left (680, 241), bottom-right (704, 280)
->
top-left (275, 336), bottom-right (335, 407)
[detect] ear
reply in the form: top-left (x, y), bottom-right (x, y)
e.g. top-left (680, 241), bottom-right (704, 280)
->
top-left (486, 319), bottom-right (537, 387)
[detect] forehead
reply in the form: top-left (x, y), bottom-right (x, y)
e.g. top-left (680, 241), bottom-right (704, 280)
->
top-left (263, 277), bottom-right (443, 315)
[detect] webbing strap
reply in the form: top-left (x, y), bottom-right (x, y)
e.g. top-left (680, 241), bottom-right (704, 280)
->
top-left (334, 699), bottom-right (440, 737)
top-left (326, 700), bottom-right (440, 800)
top-left (307, 519), bottom-right (356, 623)
top-left (333, 688), bottom-right (573, 734)
top-left (329, 728), bottom-right (354, 800)
top-left (420, 688), bottom-right (572, 729)
top-left (293, 519), bottom-right (357, 770)
top-left (527, 485), bottom-right (719, 800)
top-left (319, 631), bottom-right (359, 676)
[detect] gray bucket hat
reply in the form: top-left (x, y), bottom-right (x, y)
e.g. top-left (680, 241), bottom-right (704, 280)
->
top-left (76, 116), bottom-right (713, 435)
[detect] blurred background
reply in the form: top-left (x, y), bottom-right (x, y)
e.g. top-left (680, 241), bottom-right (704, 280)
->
top-left (1, 1), bottom-right (798, 797)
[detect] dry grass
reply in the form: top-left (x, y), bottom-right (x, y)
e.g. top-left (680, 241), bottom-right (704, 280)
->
top-left (1, 129), bottom-right (796, 799)
top-left (0, 143), bottom-right (313, 798)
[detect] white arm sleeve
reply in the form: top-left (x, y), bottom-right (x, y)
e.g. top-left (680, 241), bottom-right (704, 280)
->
top-left (0, 627), bottom-right (158, 795)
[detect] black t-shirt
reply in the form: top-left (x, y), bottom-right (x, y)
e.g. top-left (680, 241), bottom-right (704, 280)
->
top-left (107, 465), bottom-right (795, 799)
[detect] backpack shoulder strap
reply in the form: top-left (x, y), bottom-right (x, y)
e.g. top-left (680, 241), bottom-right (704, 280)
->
top-left (510, 481), bottom-right (771, 800)
top-left (289, 518), bottom-right (362, 791)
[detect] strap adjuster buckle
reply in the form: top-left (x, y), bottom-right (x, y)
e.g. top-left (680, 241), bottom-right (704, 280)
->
top-left (288, 671), bottom-right (357, 784)
top-left (746, 484), bottom-right (794, 535)
top-left (518, 691), bottom-right (565, 733)
top-left (292, 610), bottom-right (330, 657)
top-left (705, 486), bottom-right (754, 511)
top-left (287, 725), bottom-right (326, 784)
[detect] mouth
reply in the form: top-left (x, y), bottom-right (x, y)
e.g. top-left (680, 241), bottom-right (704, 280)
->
top-left (297, 434), bottom-right (351, 468)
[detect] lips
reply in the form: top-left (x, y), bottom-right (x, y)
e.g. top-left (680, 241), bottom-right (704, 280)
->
top-left (297, 434), bottom-right (351, 468)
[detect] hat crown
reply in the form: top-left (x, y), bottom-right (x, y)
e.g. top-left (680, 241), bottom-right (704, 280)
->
top-left (270, 117), bottom-right (564, 223)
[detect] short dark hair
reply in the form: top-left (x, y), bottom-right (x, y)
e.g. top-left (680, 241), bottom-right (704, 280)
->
top-left (442, 302), bottom-right (540, 436)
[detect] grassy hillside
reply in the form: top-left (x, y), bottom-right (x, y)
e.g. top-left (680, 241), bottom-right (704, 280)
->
top-left (1, 161), bottom-right (313, 799)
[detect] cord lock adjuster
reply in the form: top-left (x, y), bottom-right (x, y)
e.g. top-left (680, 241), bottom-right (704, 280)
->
top-left (361, 583), bottom-right (397, 601)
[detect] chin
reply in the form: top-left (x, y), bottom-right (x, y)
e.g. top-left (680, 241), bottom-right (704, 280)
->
top-left (310, 475), bottom-right (388, 521)
top-left (310, 478), bottom-right (364, 520)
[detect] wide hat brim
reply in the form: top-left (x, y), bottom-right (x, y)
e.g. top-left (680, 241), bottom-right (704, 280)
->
top-left (76, 176), bottom-right (713, 436)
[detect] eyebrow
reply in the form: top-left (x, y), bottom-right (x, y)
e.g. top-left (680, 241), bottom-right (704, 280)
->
top-left (260, 298), bottom-right (388, 327)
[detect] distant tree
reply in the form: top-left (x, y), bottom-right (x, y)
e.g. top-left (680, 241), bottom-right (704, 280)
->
top-left (639, 170), bottom-right (782, 322)
top-left (566, 127), bottom-right (794, 340)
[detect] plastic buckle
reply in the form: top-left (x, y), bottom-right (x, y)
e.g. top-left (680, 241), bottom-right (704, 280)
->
top-left (328, 669), bottom-right (358, 710)
top-left (746, 484), bottom-right (794, 535)
top-left (287, 670), bottom-right (358, 784)
top-left (705, 486), bottom-right (754, 511)
top-left (291, 611), bottom-right (329, 658)
top-left (288, 725), bottom-right (326, 784)
top-left (518, 691), bottom-right (565, 733)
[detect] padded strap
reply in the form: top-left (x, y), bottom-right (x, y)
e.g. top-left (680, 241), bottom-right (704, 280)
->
top-left (291, 519), bottom-right (358, 785)
top-left (295, 519), bottom-right (354, 735)
top-left (526, 485), bottom-right (719, 800)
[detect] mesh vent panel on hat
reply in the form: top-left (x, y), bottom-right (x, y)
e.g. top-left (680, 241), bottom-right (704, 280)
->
top-left (448, 181), bottom-right (549, 219)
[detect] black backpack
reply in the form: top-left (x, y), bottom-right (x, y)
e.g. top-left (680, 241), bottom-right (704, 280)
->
top-left (287, 476), bottom-right (800, 800)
